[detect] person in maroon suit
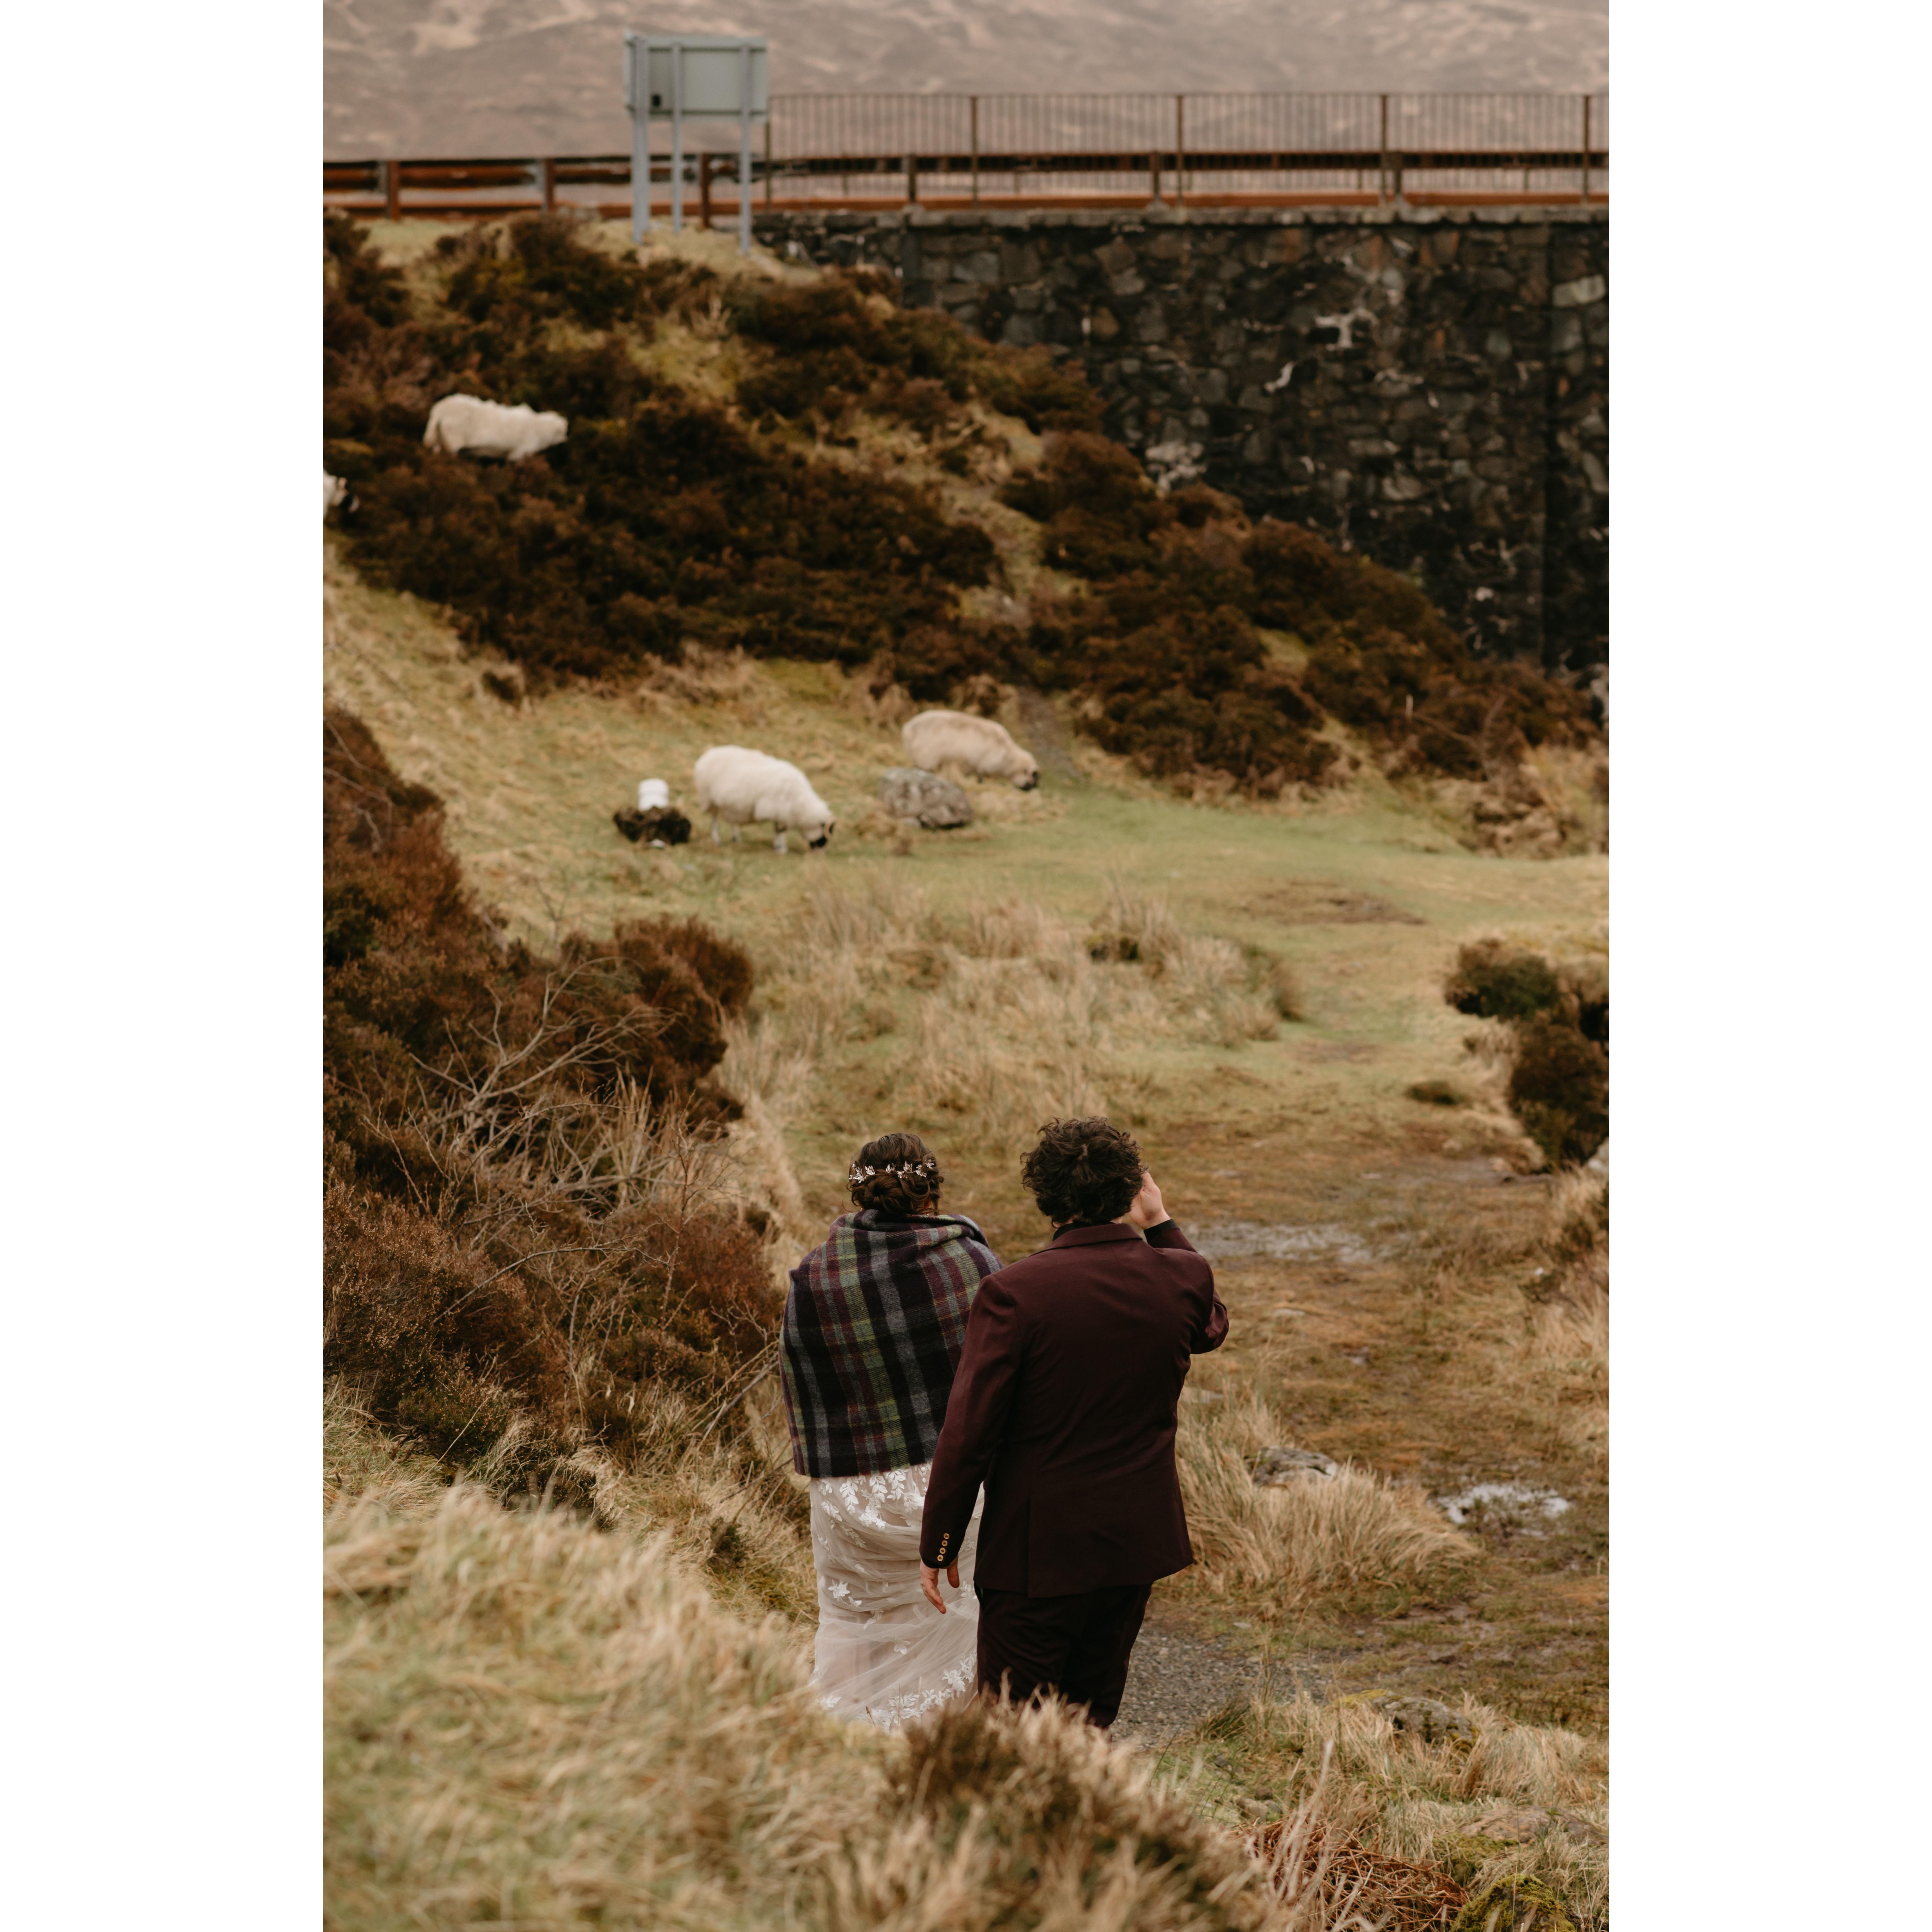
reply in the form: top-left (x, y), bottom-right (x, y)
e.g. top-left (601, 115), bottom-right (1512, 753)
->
top-left (917, 1116), bottom-right (1227, 1728)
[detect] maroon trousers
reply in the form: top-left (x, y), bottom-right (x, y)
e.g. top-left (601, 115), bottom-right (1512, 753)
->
top-left (974, 1582), bottom-right (1153, 1728)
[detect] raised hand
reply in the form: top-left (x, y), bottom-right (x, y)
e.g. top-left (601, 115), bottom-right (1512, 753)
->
top-left (1124, 1171), bottom-right (1167, 1230)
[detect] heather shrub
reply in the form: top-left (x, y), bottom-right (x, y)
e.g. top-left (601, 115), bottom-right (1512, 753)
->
top-left (1001, 431), bottom-right (1166, 574)
top-left (323, 706), bottom-right (778, 1477)
top-left (441, 213), bottom-right (650, 331)
top-left (1507, 1018), bottom-right (1609, 1169)
top-left (342, 393), bottom-right (993, 680)
top-left (323, 708), bottom-right (750, 1190)
top-left (1440, 941), bottom-right (1607, 1166)
top-left (1443, 940), bottom-right (1565, 1021)
top-left (325, 212), bottom-right (411, 328)
top-left (974, 342), bottom-right (1106, 433)
top-left (325, 223), bottom-right (997, 684)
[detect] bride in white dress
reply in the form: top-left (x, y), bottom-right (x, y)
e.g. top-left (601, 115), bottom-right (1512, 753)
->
top-left (779, 1132), bottom-right (1000, 1730)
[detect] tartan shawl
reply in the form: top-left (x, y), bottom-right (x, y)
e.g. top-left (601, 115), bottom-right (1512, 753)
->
top-left (780, 1210), bottom-right (1000, 1478)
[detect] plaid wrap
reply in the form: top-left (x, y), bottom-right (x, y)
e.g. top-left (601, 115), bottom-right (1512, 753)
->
top-left (781, 1210), bottom-right (1000, 1478)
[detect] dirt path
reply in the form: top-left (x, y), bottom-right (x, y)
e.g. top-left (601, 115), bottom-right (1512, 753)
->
top-left (1112, 1611), bottom-right (1332, 1749)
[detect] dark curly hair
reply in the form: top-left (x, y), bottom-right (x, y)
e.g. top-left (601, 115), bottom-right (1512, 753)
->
top-left (848, 1132), bottom-right (945, 1218)
top-left (1022, 1116), bottom-right (1143, 1226)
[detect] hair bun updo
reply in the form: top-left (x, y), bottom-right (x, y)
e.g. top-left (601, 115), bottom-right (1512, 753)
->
top-left (848, 1132), bottom-right (945, 1218)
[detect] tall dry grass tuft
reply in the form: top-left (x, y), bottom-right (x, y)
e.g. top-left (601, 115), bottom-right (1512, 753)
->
top-left (1176, 1394), bottom-right (1472, 1604)
top-left (1234, 1691), bottom-right (1608, 1930)
top-left (1093, 884), bottom-right (1287, 1047)
top-left (752, 882), bottom-right (1279, 1156)
top-left (1517, 1172), bottom-right (1607, 1467)
top-left (848, 1696), bottom-right (1368, 1932)
top-left (326, 1441), bottom-right (1369, 1932)
top-left (717, 1011), bottom-right (814, 1255)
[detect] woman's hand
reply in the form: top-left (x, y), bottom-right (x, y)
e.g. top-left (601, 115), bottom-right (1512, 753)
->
top-left (920, 1561), bottom-right (961, 1613)
top-left (1124, 1171), bottom-right (1167, 1230)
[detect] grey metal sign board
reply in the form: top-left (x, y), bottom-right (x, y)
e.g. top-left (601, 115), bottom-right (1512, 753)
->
top-left (625, 33), bottom-right (768, 250)
top-left (634, 37), bottom-right (769, 118)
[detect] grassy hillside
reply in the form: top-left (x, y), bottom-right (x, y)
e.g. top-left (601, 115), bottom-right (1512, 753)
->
top-left (325, 215), bottom-right (1605, 854)
top-left (324, 217), bottom-right (1608, 1931)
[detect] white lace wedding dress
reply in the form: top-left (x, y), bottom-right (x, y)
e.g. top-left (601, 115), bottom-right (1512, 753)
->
top-left (808, 1460), bottom-right (983, 1731)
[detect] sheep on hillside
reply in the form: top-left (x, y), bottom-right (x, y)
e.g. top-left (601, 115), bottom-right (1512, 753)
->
top-left (902, 709), bottom-right (1039, 790)
top-left (324, 471), bottom-right (355, 516)
top-left (424, 395), bottom-right (569, 462)
top-left (693, 747), bottom-right (835, 854)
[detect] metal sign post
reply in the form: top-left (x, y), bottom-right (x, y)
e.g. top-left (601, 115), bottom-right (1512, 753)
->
top-left (623, 33), bottom-right (768, 252)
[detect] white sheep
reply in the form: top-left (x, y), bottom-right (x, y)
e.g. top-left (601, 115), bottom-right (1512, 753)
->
top-left (693, 747), bottom-right (835, 854)
top-left (902, 709), bottom-right (1040, 790)
top-left (324, 471), bottom-right (352, 515)
top-left (424, 395), bottom-right (569, 462)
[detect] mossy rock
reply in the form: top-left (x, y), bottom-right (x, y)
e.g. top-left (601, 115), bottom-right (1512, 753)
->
top-left (1450, 1874), bottom-right (1576, 1932)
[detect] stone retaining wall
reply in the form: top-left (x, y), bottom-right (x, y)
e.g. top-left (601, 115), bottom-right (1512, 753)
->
top-left (753, 206), bottom-right (1606, 670)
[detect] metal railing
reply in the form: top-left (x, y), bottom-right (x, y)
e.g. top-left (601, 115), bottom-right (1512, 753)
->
top-left (324, 91), bottom-right (1607, 219)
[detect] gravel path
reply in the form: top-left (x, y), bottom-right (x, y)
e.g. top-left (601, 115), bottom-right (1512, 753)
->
top-left (1111, 1616), bottom-right (1332, 1749)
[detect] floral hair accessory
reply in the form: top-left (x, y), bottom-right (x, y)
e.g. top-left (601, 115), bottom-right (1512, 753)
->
top-left (849, 1158), bottom-right (939, 1184)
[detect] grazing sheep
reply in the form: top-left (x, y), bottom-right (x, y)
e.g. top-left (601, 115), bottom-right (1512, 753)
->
top-left (424, 395), bottom-right (569, 462)
top-left (324, 471), bottom-right (355, 516)
top-left (693, 747), bottom-right (835, 854)
top-left (902, 709), bottom-right (1040, 790)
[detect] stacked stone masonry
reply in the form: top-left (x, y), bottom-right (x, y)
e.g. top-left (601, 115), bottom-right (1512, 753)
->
top-left (754, 207), bottom-right (1606, 671)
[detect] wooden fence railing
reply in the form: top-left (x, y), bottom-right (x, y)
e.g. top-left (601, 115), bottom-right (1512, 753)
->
top-left (326, 91), bottom-right (1607, 220)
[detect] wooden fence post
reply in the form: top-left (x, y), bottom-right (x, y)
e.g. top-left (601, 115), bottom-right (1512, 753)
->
top-left (971, 95), bottom-right (980, 204)
top-left (1175, 94), bottom-right (1185, 208)
top-left (699, 151), bottom-right (713, 228)
top-left (765, 118), bottom-right (773, 206)
top-left (1580, 94), bottom-right (1592, 204)
top-left (541, 156), bottom-right (556, 214)
top-left (385, 159), bottom-right (401, 221)
top-left (1378, 94), bottom-right (1389, 206)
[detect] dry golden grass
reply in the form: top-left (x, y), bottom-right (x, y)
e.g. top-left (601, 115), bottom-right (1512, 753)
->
top-left (1232, 1690), bottom-right (1608, 1930)
top-left (1176, 1393), bottom-right (1473, 1605)
top-left (742, 880), bottom-right (1293, 1162)
top-left (326, 1401), bottom-right (1380, 1932)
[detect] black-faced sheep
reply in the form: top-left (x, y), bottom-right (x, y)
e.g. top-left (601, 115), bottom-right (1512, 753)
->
top-left (902, 709), bottom-right (1040, 790)
top-left (693, 747), bottom-right (835, 853)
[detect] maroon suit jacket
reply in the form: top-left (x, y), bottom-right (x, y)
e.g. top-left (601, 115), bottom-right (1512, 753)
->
top-left (918, 1219), bottom-right (1227, 1596)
